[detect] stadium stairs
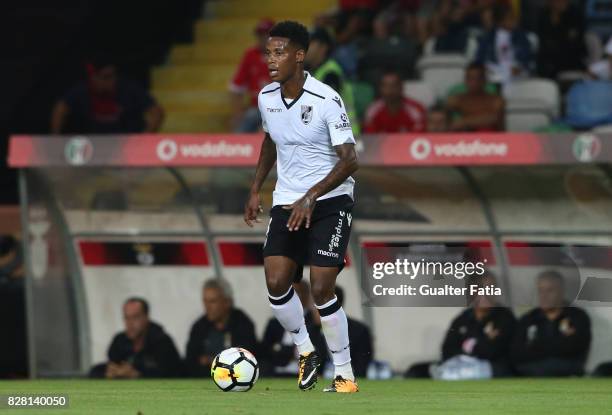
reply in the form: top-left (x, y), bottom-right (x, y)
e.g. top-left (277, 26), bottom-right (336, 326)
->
top-left (152, 0), bottom-right (337, 133)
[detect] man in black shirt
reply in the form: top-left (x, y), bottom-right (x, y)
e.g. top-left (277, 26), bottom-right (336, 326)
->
top-left (184, 279), bottom-right (257, 377)
top-left (51, 62), bottom-right (164, 134)
top-left (511, 270), bottom-right (591, 377)
top-left (441, 273), bottom-right (516, 377)
top-left (406, 272), bottom-right (515, 378)
top-left (90, 297), bottom-right (181, 378)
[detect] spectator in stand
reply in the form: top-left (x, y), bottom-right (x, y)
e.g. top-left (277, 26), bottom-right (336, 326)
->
top-left (429, 0), bottom-right (471, 54)
top-left (328, 0), bottom-right (378, 78)
top-left (229, 19), bottom-right (274, 132)
top-left (427, 103), bottom-right (450, 132)
top-left (511, 270), bottom-right (591, 377)
top-left (359, 13), bottom-right (419, 86)
top-left (588, 37), bottom-right (612, 80)
top-left (476, 4), bottom-right (533, 88)
top-left (306, 28), bottom-right (360, 135)
top-left (259, 280), bottom-right (326, 377)
top-left (89, 298), bottom-right (181, 378)
top-left (446, 62), bottom-right (504, 131)
top-left (184, 279), bottom-right (257, 377)
top-left (51, 62), bottom-right (164, 134)
top-left (363, 71), bottom-right (427, 133)
top-left (536, 0), bottom-right (586, 79)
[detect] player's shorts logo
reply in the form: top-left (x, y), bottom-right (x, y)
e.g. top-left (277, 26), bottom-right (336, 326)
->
top-left (301, 105), bottom-right (313, 125)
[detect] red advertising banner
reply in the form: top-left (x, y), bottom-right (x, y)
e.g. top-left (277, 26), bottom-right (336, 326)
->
top-left (8, 132), bottom-right (612, 167)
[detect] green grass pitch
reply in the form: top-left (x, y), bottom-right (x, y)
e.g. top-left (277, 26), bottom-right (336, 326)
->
top-left (1, 378), bottom-right (611, 415)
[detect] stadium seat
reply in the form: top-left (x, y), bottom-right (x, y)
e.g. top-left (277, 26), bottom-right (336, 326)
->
top-left (422, 36), bottom-right (479, 61)
top-left (504, 78), bottom-right (561, 118)
top-left (416, 54), bottom-right (468, 99)
top-left (592, 123), bottom-right (612, 133)
top-left (505, 109), bottom-right (552, 132)
top-left (565, 81), bottom-right (612, 129)
top-left (402, 81), bottom-right (436, 109)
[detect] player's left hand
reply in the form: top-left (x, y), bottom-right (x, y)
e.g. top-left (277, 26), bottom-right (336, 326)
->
top-left (283, 193), bottom-right (316, 231)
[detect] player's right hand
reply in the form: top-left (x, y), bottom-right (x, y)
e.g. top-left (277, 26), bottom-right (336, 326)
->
top-left (244, 192), bottom-right (263, 227)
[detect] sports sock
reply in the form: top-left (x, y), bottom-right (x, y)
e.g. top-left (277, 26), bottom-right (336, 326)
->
top-left (316, 296), bottom-right (354, 381)
top-left (269, 287), bottom-right (314, 353)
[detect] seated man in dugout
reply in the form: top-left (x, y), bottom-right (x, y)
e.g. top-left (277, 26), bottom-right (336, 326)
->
top-left (406, 272), bottom-right (516, 378)
top-left (511, 270), bottom-right (591, 377)
top-left (89, 297), bottom-right (182, 378)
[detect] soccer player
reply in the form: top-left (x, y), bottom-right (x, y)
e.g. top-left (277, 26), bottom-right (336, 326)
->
top-left (244, 21), bottom-right (359, 393)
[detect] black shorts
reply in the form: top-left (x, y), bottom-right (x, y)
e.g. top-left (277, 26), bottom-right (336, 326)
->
top-left (262, 194), bottom-right (354, 272)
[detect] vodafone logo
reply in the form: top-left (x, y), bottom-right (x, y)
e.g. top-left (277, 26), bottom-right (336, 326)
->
top-left (157, 139), bottom-right (178, 161)
top-left (156, 138), bottom-right (254, 162)
top-left (410, 137), bottom-right (508, 160)
top-left (410, 138), bottom-right (432, 160)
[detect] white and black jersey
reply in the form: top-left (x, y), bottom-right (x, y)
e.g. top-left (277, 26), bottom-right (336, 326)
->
top-left (257, 71), bottom-right (356, 207)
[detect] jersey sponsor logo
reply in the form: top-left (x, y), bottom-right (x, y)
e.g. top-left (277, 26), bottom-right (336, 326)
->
top-left (267, 107), bottom-right (282, 112)
top-left (301, 105), bottom-right (313, 124)
top-left (334, 113), bottom-right (351, 131)
top-left (332, 96), bottom-right (342, 108)
top-left (326, 213), bottom-right (345, 254)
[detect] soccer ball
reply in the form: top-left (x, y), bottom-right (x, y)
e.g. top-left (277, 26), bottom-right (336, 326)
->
top-left (211, 347), bottom-right (259, 392)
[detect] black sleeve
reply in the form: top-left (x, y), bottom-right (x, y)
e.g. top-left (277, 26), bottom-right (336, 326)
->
top-left (441, 315), bottom-right (465, 361)
top-left (259, 319), bottom-right (294, 368)
top-left (107, 334), bottom-right (125, 363)
top-left (550, 309), bottom-right (591, 359)
top-left (184, 322), bottom-right (208, 377)
top-left (139, 335), bottom-right (182, 378)
top-left (510, 314), bottom-right (547, 364)
top-left (471, 310), bottom-right (516, 361)
top-left (322, 72), bottom-right (342, 94)
top-left (232, 315), bottom-right (258, 354)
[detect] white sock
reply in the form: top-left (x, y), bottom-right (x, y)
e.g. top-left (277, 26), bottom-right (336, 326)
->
top-left (316, 296), bottom-right (354, 381)
top-left (269, 287), bottom-right (314, 353)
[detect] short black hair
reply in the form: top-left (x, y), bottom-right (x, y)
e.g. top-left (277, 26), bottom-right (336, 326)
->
top-left (125, 297), bottom-right (149, 315)
top-left (466, 61), bottom-right (486, 75)
top-left (493, 4), bottom-right (513, 24)
top-left (269, 20), bottom-right (310, 52)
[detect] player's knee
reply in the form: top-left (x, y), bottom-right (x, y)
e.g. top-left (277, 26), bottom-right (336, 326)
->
top-left (310, 281), bottom-right (334, 305)
top-left (265, 273), bottom-right (292, 297)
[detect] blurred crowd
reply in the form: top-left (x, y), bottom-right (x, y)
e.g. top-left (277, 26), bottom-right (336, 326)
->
top-left (230, 0), bottom-right (612, 134)
top-left (89, 270), bottom-right (612, 380)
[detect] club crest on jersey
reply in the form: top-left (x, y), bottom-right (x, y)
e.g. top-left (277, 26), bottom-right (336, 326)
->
top-left (301, 105), bottom-right (313, 125)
